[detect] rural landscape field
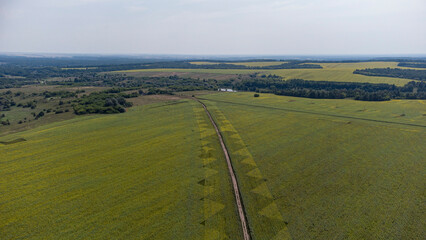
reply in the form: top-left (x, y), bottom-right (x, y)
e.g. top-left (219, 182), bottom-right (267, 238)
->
top-left (1, 0), bottom-right (425, 239)
top-left (1, 55), bottom-right (425, 239)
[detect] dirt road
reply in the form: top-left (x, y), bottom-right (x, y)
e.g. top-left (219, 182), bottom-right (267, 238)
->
top-left (196, 99), bottom-right (251, 240)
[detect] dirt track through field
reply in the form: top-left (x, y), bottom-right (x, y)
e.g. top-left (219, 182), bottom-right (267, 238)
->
top-left (196, 99), bottom-right (252, 240)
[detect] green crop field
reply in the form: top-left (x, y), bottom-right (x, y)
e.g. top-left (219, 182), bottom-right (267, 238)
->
top-left (0, 100), bottom-right (243, 239)
top-left (270, 61), bottom-right (425, 86)
top-left (2, 88), bottom-right (425, 239)
top-left (271, 68), bottom-right (413, 86)
top-left (319, 61), bottom-right (424, 70)
top-left (271, 61), bottom-right (419, 86)
top-left (199, 92), bottom-right (425, 239)
top-left (190, 61), bottom-right (423, 69)
top-left (115, 61), bottom-right (421, 86)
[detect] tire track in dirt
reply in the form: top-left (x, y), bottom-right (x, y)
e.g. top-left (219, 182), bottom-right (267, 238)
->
top-left (195, 98), bottom-right (252, 240)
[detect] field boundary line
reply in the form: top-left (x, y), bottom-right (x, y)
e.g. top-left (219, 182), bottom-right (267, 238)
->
top-left (195, 98), bottom-right (252, 240)
top-left (198, 98), bottom-right (426, 129)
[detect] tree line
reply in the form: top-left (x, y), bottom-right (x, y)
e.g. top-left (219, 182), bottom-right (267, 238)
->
top-left (397, 62), bottom-right (426, 68)
top-left (233, 78), bottom-right (426, 101)
top-left (353, 68), bottom-right (426, 81)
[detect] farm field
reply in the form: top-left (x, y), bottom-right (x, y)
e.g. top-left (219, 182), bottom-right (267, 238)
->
top-left (2, 64), bottom-right (425, 239)
top-left (0, 100), bottom-right (242, 239)
top-left (1, 89), bottom-right (425, 239)
top-left (271, 61), bottom-right (421, 86)
top-left (191, 61), bottom-right (423, 69)
top-left (1, 1), bottom-right (425, 238)
top-left (190, 61), bottom-right (287, 67)
top-left (270, 68), bottom-right (413, 85)
top-left (199, 92), bottom-right (425, 239)
top-left (115, 61), bottom-right (421, 86)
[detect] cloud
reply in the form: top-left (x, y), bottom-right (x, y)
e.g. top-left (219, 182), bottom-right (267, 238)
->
top-left (0, 0), bottom-right (425, 54)
top-left (31, 0), bottom-right (118, 8)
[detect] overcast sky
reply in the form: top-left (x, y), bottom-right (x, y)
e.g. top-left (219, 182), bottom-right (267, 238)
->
top-left (0, 0), bottom-right (425, 55)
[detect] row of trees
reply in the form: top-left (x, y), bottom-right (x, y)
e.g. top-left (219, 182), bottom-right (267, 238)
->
top-left (398, 62), bottom-right (426, 68)
top-left (353, 68), bottom-right (426, 81)
top-left (234, 78), bottom-right (426, 101)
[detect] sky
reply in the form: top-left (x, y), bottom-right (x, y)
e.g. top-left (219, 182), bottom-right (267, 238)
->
top-left (0, 0), bottom-right (425, 55)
